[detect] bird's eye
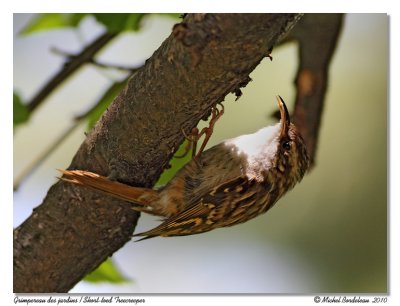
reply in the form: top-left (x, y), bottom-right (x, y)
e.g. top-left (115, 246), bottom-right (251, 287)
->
top-left (282, 141), bottom-right (291, 151)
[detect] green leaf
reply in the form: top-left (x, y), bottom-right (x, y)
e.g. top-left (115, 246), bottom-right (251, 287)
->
top-left (68, 14), bottom-right (89, 27)
top-left (86, 80), bottom-right (128, 131)
top-left (21, 13), bottom-right (88, 35)
top-left (155, 140), bottom-right (192, 187)
top-left (13, 92), bottom-right (29, 127)
top-left (21, 13), bottom-right (180, 35)
top-left (93, 13), bottom-right (147, 33)
top-left (84, 258), bottom-right (129, 283)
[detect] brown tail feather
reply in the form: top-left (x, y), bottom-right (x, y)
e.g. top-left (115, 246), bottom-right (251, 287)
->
top-left (58, 169), bottom-right (160, 213)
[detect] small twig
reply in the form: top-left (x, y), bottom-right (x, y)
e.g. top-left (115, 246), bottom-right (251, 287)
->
top-left (87, 58), bottom-right (140, 73)
top-left (26, 32), bottom-right (117, 114)
top-left (14, 76), bottom-right (133, 191)
top-left (51, 47), bottom-right (140, 73)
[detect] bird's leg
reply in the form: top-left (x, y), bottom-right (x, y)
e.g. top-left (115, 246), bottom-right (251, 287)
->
top-left (174, 127), bottom-right (200, 159)
top-left (175, 103), bottom-right (224, 160)
top-left (195, 103), bottom-right (224, 159)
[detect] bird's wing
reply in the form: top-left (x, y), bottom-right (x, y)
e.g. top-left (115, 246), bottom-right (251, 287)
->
top-left (134, 176), bottom-right (264, 240)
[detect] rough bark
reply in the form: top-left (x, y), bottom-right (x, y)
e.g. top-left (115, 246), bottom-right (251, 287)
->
top-left (13, 13), bottom-right (302, 292)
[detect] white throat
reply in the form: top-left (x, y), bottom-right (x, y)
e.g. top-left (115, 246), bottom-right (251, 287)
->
top-left (224, 123), bottom-right (281, 178)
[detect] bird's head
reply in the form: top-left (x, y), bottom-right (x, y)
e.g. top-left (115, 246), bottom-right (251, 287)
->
top-left (274, 95), bottom-right (309, 185)
top-left (222, 95), bottom-right (309, 188)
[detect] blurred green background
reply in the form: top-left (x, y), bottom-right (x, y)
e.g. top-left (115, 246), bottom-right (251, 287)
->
top-left (13, 14), bottom-right (387, 293)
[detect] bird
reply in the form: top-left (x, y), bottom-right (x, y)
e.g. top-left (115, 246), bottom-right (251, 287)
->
top-left (59, 96), bottom-right (309, 241)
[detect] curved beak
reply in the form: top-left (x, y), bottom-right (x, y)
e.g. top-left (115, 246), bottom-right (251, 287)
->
top-left (276, 95), bottom-right (290, 138)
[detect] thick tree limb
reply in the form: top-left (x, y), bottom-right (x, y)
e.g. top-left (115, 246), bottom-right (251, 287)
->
top-left (291, 14), bottom-right (344, 167)
top-left (13, 13), bottom-right (302, 292)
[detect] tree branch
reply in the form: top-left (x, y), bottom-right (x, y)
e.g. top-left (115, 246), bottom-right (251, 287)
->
top-left (26, 32), bottom-right (117, 114)
top-left (291, 14), bottom-right (344, 167)
top-left (51, 47), bottom-right (140, 73)
top-left (13, 13), bottom-right (302, 292)
top-left (14, 77), bottom-right (133, 191)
